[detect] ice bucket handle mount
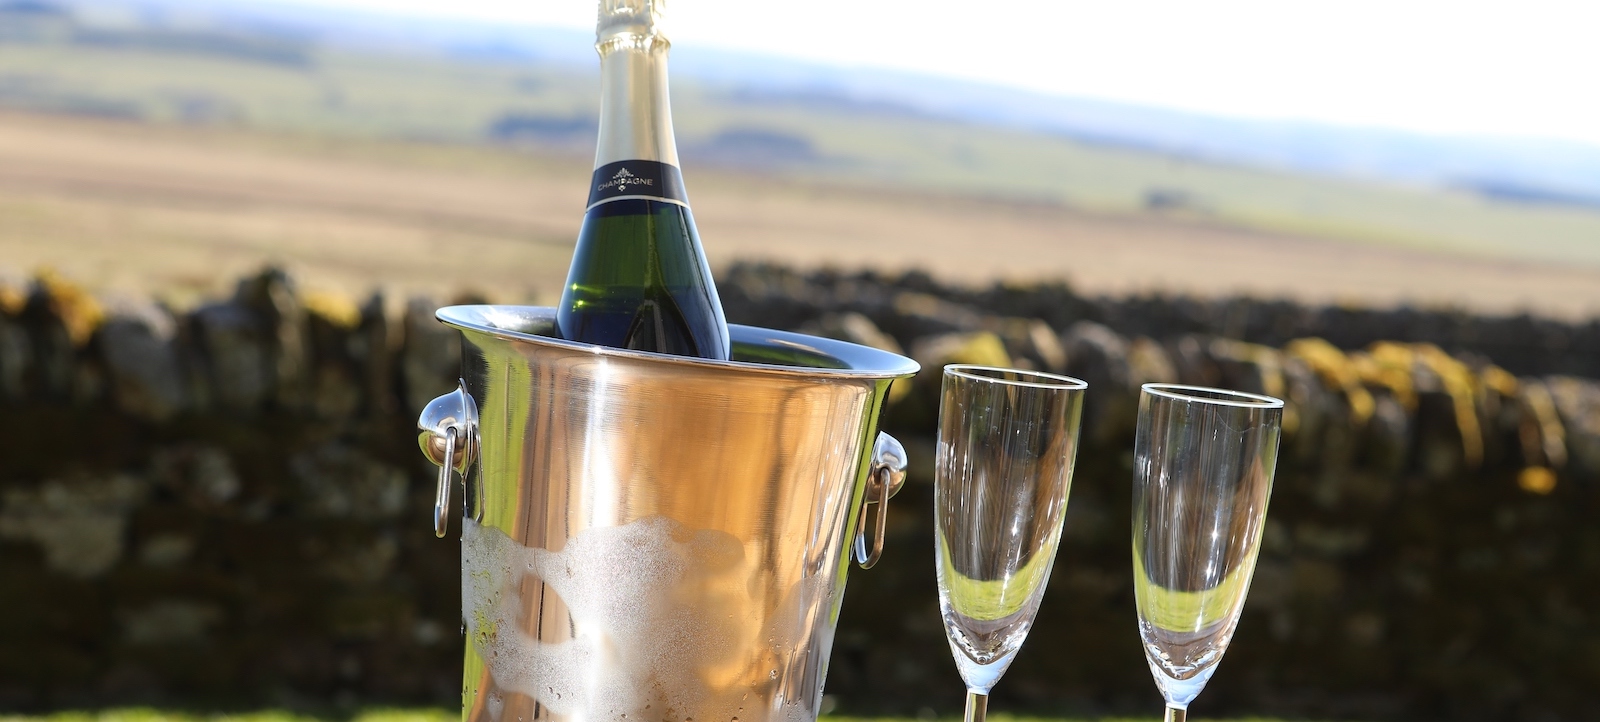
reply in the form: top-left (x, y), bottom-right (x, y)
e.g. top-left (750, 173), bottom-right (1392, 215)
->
top-left (854, 431), bottom-right (907, 569)
top-left (417, 380), bottom-right (479, 538)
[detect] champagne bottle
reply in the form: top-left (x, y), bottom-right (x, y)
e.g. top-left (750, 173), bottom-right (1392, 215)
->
top-left (556, 0), bottom-right (731, 360)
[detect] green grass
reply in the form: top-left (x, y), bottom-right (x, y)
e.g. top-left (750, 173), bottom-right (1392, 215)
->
top-left (0, 711), bottom-right (453, 722)
top-left (4, 31), bottom-right (1599, 271)
top-left (0, 712), bottom-right (455, 722)
top-left (0, 711), bottom-right (1321, 722)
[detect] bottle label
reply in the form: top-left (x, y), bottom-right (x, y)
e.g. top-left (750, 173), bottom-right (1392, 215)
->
top-left (587, 160), bottom-right (688, 209)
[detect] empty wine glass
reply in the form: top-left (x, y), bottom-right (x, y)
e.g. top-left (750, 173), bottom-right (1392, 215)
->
top-left (1132, 384), bottom-right (1282, 722)
top-left (935, 365), bottom-right (1086, 722)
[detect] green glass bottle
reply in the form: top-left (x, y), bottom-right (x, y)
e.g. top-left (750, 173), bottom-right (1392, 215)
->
top-left (557, 0), bottom-right (730, 360)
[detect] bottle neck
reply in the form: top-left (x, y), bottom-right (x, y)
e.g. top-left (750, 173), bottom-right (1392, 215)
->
top-left (594, 20), bottom-right (679, 168)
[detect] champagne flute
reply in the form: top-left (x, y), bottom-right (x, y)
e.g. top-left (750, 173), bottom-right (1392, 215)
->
top-left (1131, 384), bottom-right (1282, 722)
top-left (935, 365), bottom-right (1086, 722)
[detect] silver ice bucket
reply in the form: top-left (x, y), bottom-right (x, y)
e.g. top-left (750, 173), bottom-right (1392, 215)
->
top-left (417, 306), bottom-right (918, 722)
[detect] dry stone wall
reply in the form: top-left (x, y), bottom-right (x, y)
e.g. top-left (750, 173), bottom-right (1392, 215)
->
top-left (1, 265), bottom-right (1597, 721)
top-left (721, 264), bottom-right (1600, 722)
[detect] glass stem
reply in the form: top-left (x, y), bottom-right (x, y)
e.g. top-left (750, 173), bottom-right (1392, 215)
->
top-left (1164, 705), bottom-right (1187, 722)
top-left (964, 691), bottom-right (988, 722)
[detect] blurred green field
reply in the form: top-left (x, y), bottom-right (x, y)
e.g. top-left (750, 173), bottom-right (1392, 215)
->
top-left (0, 710), bottom-right (1324, 722)
top-left (3, 32), bottom-right (1599, 271)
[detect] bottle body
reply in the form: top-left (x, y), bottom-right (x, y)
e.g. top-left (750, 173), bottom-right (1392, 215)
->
top-left (557, 0), bottom-right (730, 360)
top-left (559, 197), bottom-right (728, 358)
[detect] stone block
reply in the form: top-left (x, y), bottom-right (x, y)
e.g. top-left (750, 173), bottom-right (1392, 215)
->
top-left (988, 317), bottom-right (1067, 373)
top-left (799, 311), bottom-right (904, 355)
top-left (1062, 321), bottom-right (1133, 443)
top-left (1545, 376), bottom-right (1600, 478)
top-left (99, 297), bottom-right (187, 421)
top-left (233, 268), bottom-right (313, 411)
top-left (191, 302), bottom-right (271, 411)
top-left (149, 445), bottom-right (242, 508)
top-left (290, 443), bottom-right (409, 520)
top-left (0, 311), bottom-right (29, 401)
top-left (401, 297), bottom-right (461, 415)
top-left (357, 292), bottom-right (397, 417)
top-left (909, 330), bottom-right (1012, 373)
top-left (0, 474), bottom-right (147, 579)
top-left (885, 290), bottom-right (986, 344)
top-left (303, 292), bottom-right (365, 420)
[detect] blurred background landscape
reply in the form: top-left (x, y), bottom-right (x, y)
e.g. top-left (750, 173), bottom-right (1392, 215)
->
top-left (2, 1), bottom-right (1599, 721)
top-left (3, 0), bottom-right (1600, 315)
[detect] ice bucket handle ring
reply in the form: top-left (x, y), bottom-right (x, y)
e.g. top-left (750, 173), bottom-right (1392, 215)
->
top-left (853, 432), bottom-right (908, 569)
top-left (417, 380), bottom-right (480, 538)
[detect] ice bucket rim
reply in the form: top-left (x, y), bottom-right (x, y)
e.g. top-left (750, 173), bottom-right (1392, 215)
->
top-left (437, 304), bottom-right (920, 380)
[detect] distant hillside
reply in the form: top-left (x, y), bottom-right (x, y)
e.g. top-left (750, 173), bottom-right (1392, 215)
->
top-left (4, 0), bottom-right (1600, 271)
top-left (60, 0), bottom-right (1600, 206)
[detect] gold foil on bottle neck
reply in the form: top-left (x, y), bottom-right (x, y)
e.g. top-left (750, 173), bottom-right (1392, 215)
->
top-left (598, 0), bottom-right (668, 49)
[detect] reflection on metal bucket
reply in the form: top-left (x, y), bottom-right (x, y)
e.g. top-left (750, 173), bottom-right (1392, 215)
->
top-left (419, 306), bottom-right (917, 722)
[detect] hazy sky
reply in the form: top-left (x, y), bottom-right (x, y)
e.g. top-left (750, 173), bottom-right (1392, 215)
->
top-left (292, 0), bottom-right (1600, 146)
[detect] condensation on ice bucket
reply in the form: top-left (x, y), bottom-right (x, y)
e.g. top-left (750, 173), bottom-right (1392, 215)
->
top-left (417, 306), bottom-right (918, 722)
